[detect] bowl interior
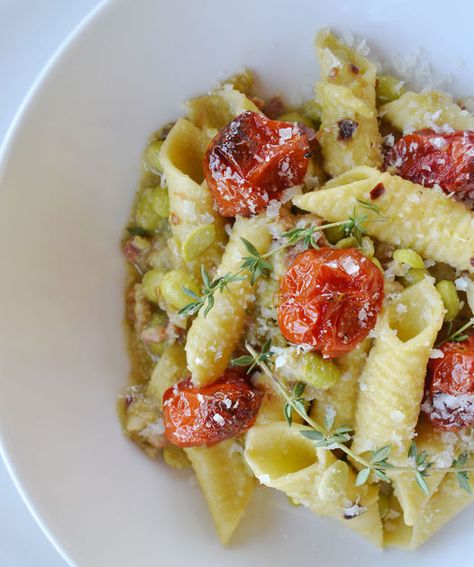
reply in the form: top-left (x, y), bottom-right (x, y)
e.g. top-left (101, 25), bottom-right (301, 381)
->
top-left (0, 0), bottom-right (473, 565)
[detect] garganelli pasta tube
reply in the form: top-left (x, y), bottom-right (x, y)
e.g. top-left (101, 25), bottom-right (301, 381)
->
top-left (186, 215), bottom-right (272, 386)
top-left (315, 30), bottom-right (382, 176)
top-left (351, 279), bottom-right (444, 524)
top-left (294, 166), bottom-right (474, 274)
top-left (160, 118), bottom-right (227, 273)
top-left (245, 423), bottom-right (383, 547)
top-left (185, 439), bottom-right (254, 544)
top-left (381, 91), bottom-right (474, 133)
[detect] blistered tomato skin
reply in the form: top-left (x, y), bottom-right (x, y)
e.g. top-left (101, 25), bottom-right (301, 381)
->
top-left (162, 369), bottom-right (263, 447)
top-left (422, 336), bottom-right (474, 429)
top-left (204, 111), bottom-right (311, 217)
top-left (386, 129), bottom-right (474, 200)
top-left (278, 248), bottom-right (384, 358)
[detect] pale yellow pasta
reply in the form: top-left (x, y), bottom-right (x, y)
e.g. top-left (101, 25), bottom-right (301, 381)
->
top-left (160, 118), bottom-right (227, 273)
top-left (146, 343), bottom-right (187, 405)
top-left (391, 417), bottom-right (458, 529)
top-left (315, 30), bottom-right (382, 176)
top-left (245, 423), bottom-right (383, 547)
top-left (316, 30), bottom-right (377, 103)
top-left (466, 279), bottom-right (474, 315)
top-left (122, 31), bottom-right (474, 550)
top-left (252, 371), bottom-right (304, 426)
top-left (185, 439), bottom-right (254, 545)
top-left (381, 91), bottom-right (474, 133)
top-left (385, 455), bottom-right (474, 549)
top-left (310, 339), bottom-right (371, 429)
top-left (186, 215), bottom-right (272, 386)
top-left (147, 345), bottom-right (253, 545)
top-left (186, 86), bottom-right (260, 141)
top-left (293, 166), bottom-right (474, 274)
top-left (351, 279), bottom-right (444, 525)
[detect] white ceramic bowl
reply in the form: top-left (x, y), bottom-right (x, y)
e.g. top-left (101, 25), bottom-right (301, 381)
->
top-left (1, 1), bottom-right (473, 565)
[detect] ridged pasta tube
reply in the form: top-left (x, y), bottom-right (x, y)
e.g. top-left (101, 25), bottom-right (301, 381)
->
top-left (385, 454), bottom-right (474, 549)
top-left (315, 30), bottom-right (382, 176)
top-left (186, 215), bottom-right (272, 386)
top-left (392, 417), bottom-right (458, 527)
top-left (245, 423), bottom-right (383, 547)
top-left (160, 118), bottom-right (227, 273)
top-left (350, 279), bottom-right (444, 524)
top-left (185, 439), bottom-right (254, 545)
top-left (186, 86), bottom-right (260, 134)
top-left (146, 343), bottom-right (187, 405)
top-left (294, 166), bottom-right (474, 274)
top-left (381, 91), bottom-right (474, 133)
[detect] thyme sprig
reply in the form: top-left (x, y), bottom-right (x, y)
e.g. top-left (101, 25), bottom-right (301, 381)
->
top-left (453, 452), bottom-right (473, 494)
top-left (436, 318), bottom-right (474, 348)
top-left (232, 339), bottom-right (272, 374)
top-left (355, 446), bottom-right (394, 486)
top-left (283, 382), bottom-right (307, 427)
top-left (180, 203), bottom-right (384, 318)
top-left (408, 441), bottom-right (432, 495)
top-left (244, 342), bottom-right (474, 496)
top-left (180, 266), bottom-right (245, 317)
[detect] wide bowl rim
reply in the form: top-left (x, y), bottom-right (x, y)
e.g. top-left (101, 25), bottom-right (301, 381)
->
top-left (0, 2), bottom-right (111, 564)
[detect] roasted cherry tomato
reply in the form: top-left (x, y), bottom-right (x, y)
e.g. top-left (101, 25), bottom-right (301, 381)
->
top-left (204, 111), bottom-right (311, 217)
top-left (162, 368), bottom-right (263, 447)
top-left (422, 336), bottom-right (474, 429)
top-left (386, 129), bottom-right (474, 200)
top-left (278, 248), bottom-right (384, 358)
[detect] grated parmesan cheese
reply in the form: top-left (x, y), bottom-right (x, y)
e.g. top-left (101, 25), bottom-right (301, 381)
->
top-left (429, 348), bottom-right (445, 359)
top-left (455, 276), bottom-right (470, 291)
top-left (212, 413), bottom-right (226, 426)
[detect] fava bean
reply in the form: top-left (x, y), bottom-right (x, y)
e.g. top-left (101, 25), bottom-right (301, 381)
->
top-left (436, 280), bottom-right (462, 321)
top-left (393, 248), bottom-right (425, 270)
top-left (376, 75), bottom-right (406, 105)
top-left (160, 269), bottom-right (200, 311)
top-left (181, 224), bottom-right (216, 262)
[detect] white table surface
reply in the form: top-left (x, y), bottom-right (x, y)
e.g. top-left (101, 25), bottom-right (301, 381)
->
top-left (0, 2), bottom-right (100, 564)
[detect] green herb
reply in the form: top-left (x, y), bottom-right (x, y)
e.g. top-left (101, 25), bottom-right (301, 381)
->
top-left (436, 318), bottom-right (474, 347)
top-left (127, 225), bottom-right (150, 237)
top-left (240, 238), bottom-right (273, 284)
top-left (355, 446), bottom-right (394, 486)
top-left (282, 226), bottom-right (320, 249)
top-left (342, 200), bottom-right (383, 245)
top-left (231, 339), bottom-right (272, 374)
top-left (356, 199), bottom-right (381, 214)
top-left (300, 425), bottom-right (353, 447)
top-left (244, 343), bottom-right (474, 497)
top-left (283, 382), bottom-right (306, 426)
top-left (178, 266), bottom-right (244, 317)
top-left (453, 452), bottom-right (473, 494)
top-left (409, 441), bottom-right (432, 493)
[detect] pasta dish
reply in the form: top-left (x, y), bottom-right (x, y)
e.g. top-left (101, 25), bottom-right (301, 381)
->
top-left (118, 30), bottom-right (474, 549)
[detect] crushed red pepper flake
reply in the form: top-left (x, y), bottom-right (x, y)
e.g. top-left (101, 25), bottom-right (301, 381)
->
top-left (370, 183), bottom-right (386, 200)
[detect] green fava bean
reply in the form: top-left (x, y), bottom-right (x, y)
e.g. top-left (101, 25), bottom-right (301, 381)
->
top-left (160, 270), bottom-right (200, 311)
top-left (181, 224), bottom-right (216, 262)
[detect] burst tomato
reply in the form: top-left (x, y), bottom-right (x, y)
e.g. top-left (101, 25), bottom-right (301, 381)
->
top-left (162, 368), bottom-right (262, 447)
top-left (422, 336), bottom-right (474, 429)
top-left (277, 248), bottom-right (384, 357)
top-left (386, 129), bottom-right (474, 200)
top-left (204, 111), bottom-right (311, 217)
